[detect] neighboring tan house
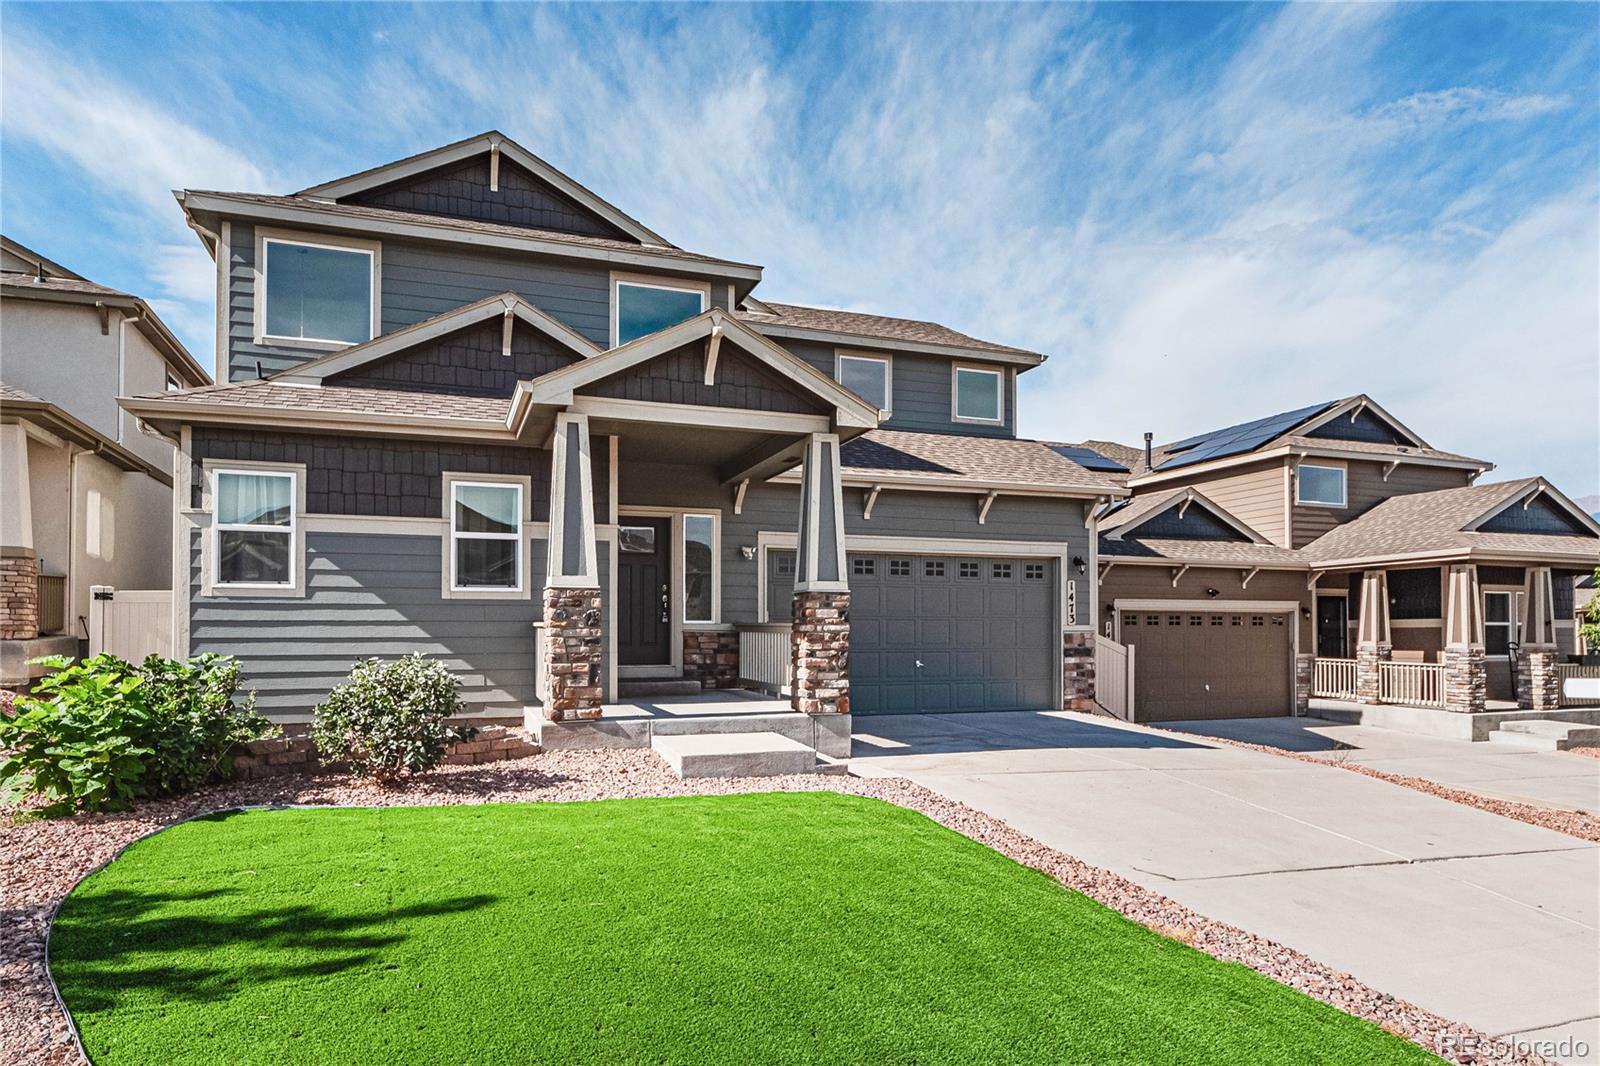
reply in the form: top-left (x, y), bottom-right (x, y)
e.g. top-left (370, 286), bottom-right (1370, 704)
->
top-left (1071, 395), bottom-right (1600, 723)
top-left (0, 236), bottom-right (211, 686)
top-left (119, 132), bottom-right (1125, 756)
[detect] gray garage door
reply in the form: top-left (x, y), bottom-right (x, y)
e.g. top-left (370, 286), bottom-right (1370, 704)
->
top-left (1121, 609), bottom-right (1292, 721)
top-left (850, 554), bottom-right (1056, 715)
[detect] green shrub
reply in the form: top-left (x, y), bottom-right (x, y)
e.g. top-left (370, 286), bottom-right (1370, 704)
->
top-left (0, 653), bottom-right (272, 817)
top-left (312, 655), bottom-right (469, 782)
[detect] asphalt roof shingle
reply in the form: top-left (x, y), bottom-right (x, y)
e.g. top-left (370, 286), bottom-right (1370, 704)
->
top-left (738, 303), bottom-right (1043, 360)
top-left (1099, 535), bottom-right (1309, 568)
top-left (839, 428), bottom-right (1123, 493)
top-left (128, 378), bottom-right (511, 422)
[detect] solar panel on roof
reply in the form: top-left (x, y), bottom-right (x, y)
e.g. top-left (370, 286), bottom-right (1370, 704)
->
top-left (1048, 445), bottom-right (1130, 473)
top-left (1157, 401), bottom-right (1335, 470)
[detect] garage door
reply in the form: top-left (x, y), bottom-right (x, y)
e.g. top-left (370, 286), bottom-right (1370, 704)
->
top-left (1121, 609), bottom-right (1292, 721)
top-left (851, 553), bottom-right (1056, 715)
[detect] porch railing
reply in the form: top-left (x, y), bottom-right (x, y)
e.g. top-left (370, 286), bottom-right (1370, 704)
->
top-left (1312, 657), bottom-right (1358, 700)
top-left (737, 623), bottom-right (792, 696)
top-left (1379, 661), bottom-right (1444, 708)
top-left (532, 622), bottom-right (549, 703)
top-left (1556, 663), bottom-right (1600, 707)
top-left (1095, 633), bottom-right (1135, 720)
top-left (36, 573), bottom-right (67, 635)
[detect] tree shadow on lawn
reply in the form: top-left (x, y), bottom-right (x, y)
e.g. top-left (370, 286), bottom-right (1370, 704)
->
top-left (53, 883), bottom-right (497, 1012)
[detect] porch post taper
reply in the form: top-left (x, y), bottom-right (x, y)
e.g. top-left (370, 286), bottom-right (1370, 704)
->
top-left (0, 422), bottom-right (39, 641)
top-left (1517, 566), bottom-right (1560, 711)
top-left (1354, 570), bottom-right (1390, 704)
top-left (543, 411), bottom-right (604, 721)
top-left (1442, 563), bottom-right (1486, 714)
top-left (791, 433), bottom-right (849, 715)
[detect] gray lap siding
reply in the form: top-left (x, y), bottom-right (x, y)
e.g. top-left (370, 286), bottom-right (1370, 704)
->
top-left (782, 339), bottom-right (1017, 438)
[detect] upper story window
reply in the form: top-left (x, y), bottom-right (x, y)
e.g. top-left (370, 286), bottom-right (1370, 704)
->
top-left (214, 469), bottom-right (296, 588)
top-left (613, 275), bottom-right (707, 346)
top-left (835, 352), bottom-right (891, 413)
top-left (165, 372), bottom-right (182, 393)
top-left (258, 231), bottom-right (379, 347)
top-left (952, 365), bottom-right (1004, 424)
top-left (450, 481), bottom-right (524, 591)
top-left (1296, 462), bottom-right (1347, 507)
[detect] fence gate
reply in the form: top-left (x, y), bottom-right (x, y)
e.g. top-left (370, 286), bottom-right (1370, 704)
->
top-left (1095, 633), bottom-right (1135, 720)
top-left (88, 586), bottom-right (173, 662)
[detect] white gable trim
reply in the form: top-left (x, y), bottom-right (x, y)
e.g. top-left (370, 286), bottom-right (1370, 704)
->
top-left (296, 131), bottom-right (670, 247)
top-left (277, 291), bottom-right (602, 383)
top-left (1462, 478), bottom-right (1600, 537)
top-left (1104, 488), bottom-right (1269, 544)
top-left (1295, 395), bottom-right (1430, 450)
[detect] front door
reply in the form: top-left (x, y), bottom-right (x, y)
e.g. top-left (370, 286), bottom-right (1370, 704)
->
top-left (618, 517), bottom-right (671, 665)
top-left (1315, 596), bottom-right (1348, 658)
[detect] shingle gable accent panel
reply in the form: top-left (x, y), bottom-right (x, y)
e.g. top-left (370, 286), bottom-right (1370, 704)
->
top-left (1126, 504), bottom-right (1250, 541)
top-left (576, 339), bottom-right (830, 415)
top-left (1477, 494), bottom-right (1592, 536)
top-left (329, 319), bottom-right (582, 397)
top-left (342, 154), bottom-right (635, 241)
top-left (1306, 407), bottom-right (1412, 446)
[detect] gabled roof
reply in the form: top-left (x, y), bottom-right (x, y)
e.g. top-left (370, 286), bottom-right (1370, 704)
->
top-left (2, 381), bottom-right (173, 481)
top-left (735, 302), bottom-right (1045, 366)
top-left (1099, 487), bottom-right (1267, 544)
top-left (1301, 479), bottom-right (1600, 567)
top-left (1095, 487), bottom-right (1305, 568)
top-left (296, 131), bottom-right (671, 247)
top-left (276, 292), bottom-right (601, 383)
top-left (1, 235), bottom-right (84, 280)
top-left (523, 308), bottom-right (881, 429)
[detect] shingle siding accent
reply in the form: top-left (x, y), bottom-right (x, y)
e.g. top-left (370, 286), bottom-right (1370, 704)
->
top-left (579, 339), bottom-right (829, 415)
top-left (342, 154), bottom-right (636, 241)
top-left (1123, 504), bottom-right (1247, 541)
top-left (330, 318), bottom-right (582, 397)
top-left (1306, 408), bottom-right (1411, 446)
top-left (1477, 495), bottom-right (1592, 536)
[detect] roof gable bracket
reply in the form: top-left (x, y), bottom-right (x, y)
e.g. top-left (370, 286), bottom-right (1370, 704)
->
top-left (488, 136), bottom-right (501, 192)
top-left (978, 490), bottom-right (999, 525)
top-left (1241, 567), bottom-right (1259, 590)
top-left (704, 323), bottom-right (723, 386)
top-left (863, 484), bottom-right (882, 521)
top-left (1177, 491), bottom-right (1194, 519)
top-left (1170, 564), bottom-right (1190, 588)
top-left (1099, 560), bottom-right (1117, 579)
top-left (501, 307), bottom-right (514, 357)
top-left (1307, 570), bottom-right (1323, 591)
top-left (733, 477), bottom-right (749, 516)
top-left (1382, 459), bottom-right (1400, 481)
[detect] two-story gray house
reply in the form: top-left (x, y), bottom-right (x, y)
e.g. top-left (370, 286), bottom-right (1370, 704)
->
top-left (122, 132), bottom-right (1125, 759)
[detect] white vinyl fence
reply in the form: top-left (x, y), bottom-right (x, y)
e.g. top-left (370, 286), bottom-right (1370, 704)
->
top-left (1556, 663), bottom-right (1600, 707)
top-left (87, 586), bottom-right (172, 662)
top-left (1095, 633), bottom-right (1135, 720)
top-left (737, 624), bottom-right (792, 696)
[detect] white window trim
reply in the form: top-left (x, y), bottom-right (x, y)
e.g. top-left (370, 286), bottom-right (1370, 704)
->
top-left (609, 271), bottom-right (710, 348)
top-left (834, 350), bottom-right (893, 416)
top-left (254, 227), bottom-right (382, 351)
top-left (951, 364), bottom-right (1005, 425)
top-left (1295, 461), bottom-right (1348, 508)
top-left (681, 511), bottom-right (721, 625)
top-left (1482, 589), bottom-right (1515, 655)
top-left (441, 472), bottom-right (532, 601)
top-left (201, 460), bottom-right (306, 598)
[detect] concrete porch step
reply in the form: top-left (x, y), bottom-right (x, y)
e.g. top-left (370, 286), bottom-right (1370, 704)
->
top-left (616, 679), bottom-right (703, 698)
top-left (651, 731), bottom-right (818, 778)
top-left (1489, 719), bottom-right (1600, 751)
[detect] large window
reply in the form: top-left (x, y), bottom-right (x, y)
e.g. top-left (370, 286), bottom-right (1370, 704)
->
top-left (953, 365), bottom-right (1003, 424)
top-left (214, 470), bottom-right (295, 587)
top-left (261, 236), bottom-right (375, 345)
top-left (451, 482), bottom-right (523, 591)
top-left (1296, 463), bottom-right (1347, 507)
top-left (683, 514), bottom-right (717, 622)
top-left (614, 279), bottom-right (705, 346)
top-left (836, 353), bottom-right (891, 413)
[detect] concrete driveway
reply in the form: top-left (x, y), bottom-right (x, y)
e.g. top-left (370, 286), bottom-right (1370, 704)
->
top-left (851, 711), bottom-right (1600, 1065)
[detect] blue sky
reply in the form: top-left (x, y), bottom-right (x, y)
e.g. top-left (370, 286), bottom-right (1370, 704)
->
top-left (4, 2), bottom-right (1596, 497)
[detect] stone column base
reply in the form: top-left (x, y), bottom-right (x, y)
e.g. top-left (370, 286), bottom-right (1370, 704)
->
top-left (543, 586), bottom-right (603, 721)
top-left (683, 631), bottom-right (740, 689)
top-left (1063, 631), bottom-right (1095, 711)
top-left (1294, 653), bottom-right (1314, 715)
top-left (1517, 644), bottom-right (1560, 711)
top-left (1355, 641), bottom-right (1391, 704)
top-left (0, 549), bottom-right (39, 642)
top-left (1442, 643), bottom-right (1486, 714)
top-left (792, 589), bottom-right (849, 715)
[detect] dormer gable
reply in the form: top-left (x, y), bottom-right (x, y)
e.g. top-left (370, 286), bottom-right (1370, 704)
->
top-left (1467, 480), bottom-right (1600, 538)
top-left (1103, 488), bottom-right (1267, 544)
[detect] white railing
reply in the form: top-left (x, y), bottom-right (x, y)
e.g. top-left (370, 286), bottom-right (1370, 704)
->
top-left (532, 622), bottom-right (549, 703)
top-left (1096, 634), bottom-right (1135, 720)
top-left (1556, 663), bottom-right (1600, 707)
top-left (1379, 661), bottom-right (1444, 708)
top-left (87, 586), bottom-right (172, 662)
top-left (737, 623), bottom-right (792, 696)
top-left (1312, 657), bottom-right (1358, 700)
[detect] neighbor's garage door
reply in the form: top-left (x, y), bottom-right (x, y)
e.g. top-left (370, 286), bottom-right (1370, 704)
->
top-left (1121, 609), bottom-right (1292, 721)
top-left (851, 554), bottom-right (1056, 715)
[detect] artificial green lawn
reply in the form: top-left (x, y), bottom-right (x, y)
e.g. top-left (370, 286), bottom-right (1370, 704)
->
top-left (52, 793), bottom-right (1438, 1065)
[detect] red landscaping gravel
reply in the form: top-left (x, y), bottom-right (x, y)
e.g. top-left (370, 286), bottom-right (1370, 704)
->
top-left (2, 749), bottom-right (1554, 1066)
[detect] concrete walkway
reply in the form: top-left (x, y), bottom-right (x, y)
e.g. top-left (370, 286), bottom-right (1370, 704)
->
top-left (851, 711), bottom-right (1600, 1064)
top-left (1163, 715), bottom-right (1600, 813)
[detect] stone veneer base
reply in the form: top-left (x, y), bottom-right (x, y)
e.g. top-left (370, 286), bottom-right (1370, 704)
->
top-left (1062, 631), bottom-right (1095, 712)
top-left (0, 551), bottom-right (40, 642)
top-left (543, 586), bottom-right (604, 721)
top-left (682, 630), bottom-right (740, 689)
top-left (232, 725), bottom-right (541, 779)
top-left (792, 590), bottom-right (849, 716)
top-left (1516, 645), bottom-right (1561, 712)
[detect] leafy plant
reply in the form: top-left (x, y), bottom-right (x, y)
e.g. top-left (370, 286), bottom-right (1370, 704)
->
top-left (312, 655), bottom-right (470, 783)
top-left (1583, 566), bottom-right (1600, 655)
top-left (0, 653), bottom-right (272, 817)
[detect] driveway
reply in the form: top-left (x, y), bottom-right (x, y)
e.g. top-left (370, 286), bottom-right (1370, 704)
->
top-left (851, 711), bottom-right (1600, 1065)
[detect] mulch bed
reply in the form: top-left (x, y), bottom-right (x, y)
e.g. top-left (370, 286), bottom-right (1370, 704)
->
top-left (2, 750), bottom-right (1554, 1065)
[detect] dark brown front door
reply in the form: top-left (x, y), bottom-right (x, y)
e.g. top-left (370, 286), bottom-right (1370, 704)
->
top-left (1316, 596), bottom-right (1348, 658)
top-left (618, 517), bottom-right (670, 665)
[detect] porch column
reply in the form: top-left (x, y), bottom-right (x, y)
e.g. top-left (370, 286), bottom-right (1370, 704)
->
top-left (1517, 566), bottom-right (1560, 711)
top-left (543, 412), bottom-right (603, 721)
top-left (1442, 563), bottom-right (1487, 714)
top-left (0, 422), bottom-right (38, 641)
top-left (791, 433), bottom-right (849, 715)
top-left (1354, 569), bottom-right (1390, 704)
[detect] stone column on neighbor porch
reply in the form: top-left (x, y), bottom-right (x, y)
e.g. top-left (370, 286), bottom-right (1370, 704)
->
top-left (1442, 563), bottom-right (1487, 714)
top-left (1353, 569), bottom-right (1391, 704)
top-left (1517, 566), bottom-right (1561, 711)
top-left (0, 422), bottom-right (38, 641)
top-left (543, 412), bottom-right (603, 721)
top-left (791, 433), bottom-right (849, 715)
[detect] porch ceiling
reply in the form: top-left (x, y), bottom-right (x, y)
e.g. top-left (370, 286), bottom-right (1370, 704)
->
top-left (602, 419), bottom-right (795, 468)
